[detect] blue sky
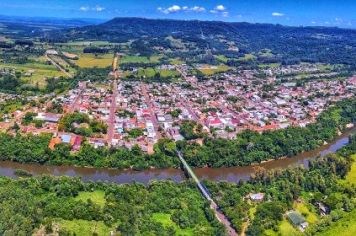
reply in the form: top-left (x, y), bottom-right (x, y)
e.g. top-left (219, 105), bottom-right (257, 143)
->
top-left (0, 0), bottom-right (355, 28)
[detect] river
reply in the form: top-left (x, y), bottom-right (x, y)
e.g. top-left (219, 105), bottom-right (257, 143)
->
top-left (0, 127), bottom-right (354, 185)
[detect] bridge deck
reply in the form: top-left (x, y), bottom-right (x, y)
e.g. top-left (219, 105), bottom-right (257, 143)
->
top-left (176, 151), bottom-right (238, 236)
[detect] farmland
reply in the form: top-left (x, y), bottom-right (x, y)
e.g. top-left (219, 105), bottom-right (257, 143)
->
top-left (71, 53), bottom-right (113, 68)
top-left (0, 62), bottom-right (67, 88)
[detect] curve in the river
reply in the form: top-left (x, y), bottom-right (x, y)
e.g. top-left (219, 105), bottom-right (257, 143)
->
top-left (0, 127), bottom-right (354, 185)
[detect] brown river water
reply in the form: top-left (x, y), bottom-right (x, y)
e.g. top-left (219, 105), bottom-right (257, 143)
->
top-left (0, 127), bottom-right (354, 185)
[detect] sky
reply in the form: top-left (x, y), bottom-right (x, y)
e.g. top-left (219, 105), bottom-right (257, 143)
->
top-left (0, 0), bottom-right (355, 28)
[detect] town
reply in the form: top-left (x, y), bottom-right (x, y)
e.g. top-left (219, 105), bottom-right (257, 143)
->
top-left (1, 57), bottom-right (355, 154)
top-left (0, 9), bottom-right (356, 236)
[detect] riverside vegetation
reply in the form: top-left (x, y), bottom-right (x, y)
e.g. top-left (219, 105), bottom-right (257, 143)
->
top-left (0, 129), bottom-right (354, 235)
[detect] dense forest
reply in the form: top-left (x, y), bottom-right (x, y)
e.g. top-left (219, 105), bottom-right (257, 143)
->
top-left (206, 134), bottom-right (356, 235)
top-left (42, 18), bottom-right (356, 68)
top-left (0, 129), bottom-right (354, 235)
top-left (0, 99), bottom-right (354, 170)
top-left (0, 177), bottom-right (225, 235)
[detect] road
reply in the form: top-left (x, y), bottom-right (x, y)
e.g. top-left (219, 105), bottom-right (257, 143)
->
top-left (140, 83), bottom-right (161, 140)
top-left (45, 54), bottom-right (73, 78)
top-left (107, 54), bottom-right (120, 146)
top-left (176, 151), bottom-right (238, 236)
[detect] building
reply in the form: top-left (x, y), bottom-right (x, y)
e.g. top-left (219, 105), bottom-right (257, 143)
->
top-left (287, 211), bottom-right (309, 232)
top-left (249, 193), bottom-right (265, 201)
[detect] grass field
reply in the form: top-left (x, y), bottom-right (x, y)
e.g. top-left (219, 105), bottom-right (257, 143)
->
top-left (316, 208), bottom-right (356, 236)
top-left (278, 220), bottom-right (302, 236)
top-left (237, 53), bottom-right (256, 61)
top-left (72, 53), bottom-right (113, 68)
top-left (136, 68), bottom-right (180, 78)
top-left (0, 62), bottom-right (67, 88)
top-left (248, 206), bottom-right (256, 221)
top-left (198, 65), bottom-right (231, 75)
top-left (215, 55), bottom-right (229, 63)
top-left (345, 154), bottom-right (356, 184)
top-left (121, 55), bottom-right (161, 64)
top-left (49, 55), bottom-right (76, 74)
top-left (152, 213), bottom-right (195, 236)
top-left (170, 58), bottom-right (184, 65)
top-left (258, 63), bottom-right (281, 69)
top-left (293, 202), bottom-right (318, 223)
top-left (74, 190), bottom-right (106, 208)
top-left (265, 219), bottom-right (302, 236)
top-left (58, 219), bottom-right (113, 236)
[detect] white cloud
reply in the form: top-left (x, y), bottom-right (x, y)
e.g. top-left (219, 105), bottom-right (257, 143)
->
top-left (215, 5), bottom-right (226, 11)
top-left (158, 5), bottom-right (206, 14)
top-left (191, 6), bottom-right (206, 12)
top-left (210, 5), bottom-right (229, 17)
top-left (93, 6), bottom-right (105, 12)
top-left (167, 5), bottom-right (181, 13)
top-left (158, 5), bottom-right (181, 14)
top-left (80, 5), bottom-right (105, 12)
top-left (272, 12), bottom-right (284, 17)
top-left (79, 6), bottom-right (89, 12)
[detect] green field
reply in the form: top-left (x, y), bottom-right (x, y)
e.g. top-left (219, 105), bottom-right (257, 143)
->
top-left (0, 62), bottom-right (67, 88)
top-left (57, 219), bottom-right (113, 236)
top-left (152, 213), bottom-right (195, 236)
top-left (258, 63), bottom-right (281, 69)
top-left (293, 202), bottom-right (318, 223)
top-left (265, 219), bottom-right (302, 236)
top-left (316, 208), bottom-right (356, 236)
top-left (74, 190), bottom-right (106, 208)
top-left (215, 55), bottom-right (229, 63)
top-left (345, 154), bottom-right (356, 184)
top-left (198, 65), bottom-right (231, 75)
top-left (237, 53), bottom-right (256, 61)
top-left (170, 58), bottom-right (184, 65)
top-left (72, 53), bottom-right (113, 68)
top-left (121, 55), bottom-right (161, 64)
top-left (136, 68), bottom-right (180, 78)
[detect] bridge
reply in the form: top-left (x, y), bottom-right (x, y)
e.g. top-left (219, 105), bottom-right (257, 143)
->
top-left (176, 151), bottom-right (238, 236)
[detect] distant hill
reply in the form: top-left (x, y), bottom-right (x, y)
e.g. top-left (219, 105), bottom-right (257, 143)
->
top-left (0, 15), bottom-right (104, 28)
top-left (43, 17), bottom-right (356, 67)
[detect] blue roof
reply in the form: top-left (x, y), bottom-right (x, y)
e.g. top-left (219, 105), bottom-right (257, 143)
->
top-left (61, 134), bottom-right (71, 143)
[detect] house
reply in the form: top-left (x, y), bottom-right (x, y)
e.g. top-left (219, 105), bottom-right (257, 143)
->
top-left (208, 118), bottom-right (223, 129)
top-left (61, 134), bottom-right (72, 144)
top-left (72, 136), bottom-right (82, 151)
top-left (249, 193), bottom-right (265, 201)
top-left (46, 49), bottom-right (58, 55)
top-left (315, 202), bottom-right (330, 216)
top-left (88, 138), bottom-right (106, 148)
top-left (35, 113), bottom-right (61, 123)
top-left (48, 136), bottom-right (61, 150)
top-left (287, 211), bottom-right (309, 232)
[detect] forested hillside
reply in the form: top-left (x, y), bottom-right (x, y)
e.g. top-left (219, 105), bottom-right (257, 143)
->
top-left (42, 18), bottom-right (356, 68)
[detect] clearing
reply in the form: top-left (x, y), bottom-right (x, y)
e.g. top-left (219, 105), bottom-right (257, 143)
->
top-left (152, 213), bottom-right (195, 236)
top-left (57, 219), bottom-right (113, 236)
top-left (72, 53), bottom-right (113, 68)
top-left (74, 190), bottom-right (106, 208)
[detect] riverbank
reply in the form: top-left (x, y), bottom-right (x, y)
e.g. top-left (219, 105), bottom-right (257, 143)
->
top-left (1, 126), bottom-right (354, 185)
